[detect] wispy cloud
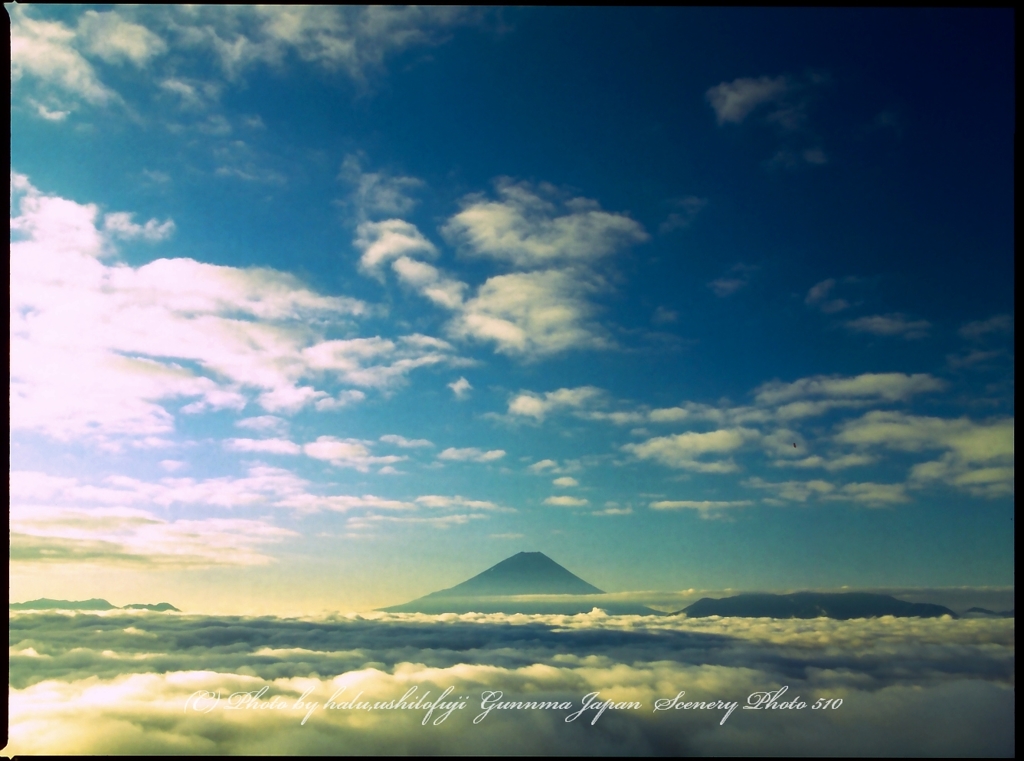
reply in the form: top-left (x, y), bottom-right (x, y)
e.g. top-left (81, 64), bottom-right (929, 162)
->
top-left (707, 72), bottom-right (830, 168)
top-left (845, 313), bottom-right (931, 340)
top-left (804, 278), bottom-right (849, 313)
top-left (11, 504), bottom-right (296, 568)
top-left (958, 314), bottom-right (1012, 340)
top-left (448, 376), bottom-right (472, 399)
top-left (303, 437), bottom-right (406, 472)
top-left (224, 438), bottom-right (302, 455)
top-left (706, 75), bottom-right (789, 125)
top-left (11, 175), bottom-right (475, 445)
top-left (339, 152), bottom-right (424, 219)
top-left (443, 178), bottom-right (648, 269)
top-left (506, 386), bottom-right (605, 422)
top-left (438, 447), bottom-right (506, 463)
top-left (543, 495), bottom-right (588, 507)
top-left (102, 212), bottom-right (175, 241)
top-left (623, 428), bottom-right (759, 473)
top-left (708, 263), bottom-right (758, 297)
top-left (379, 434), bottom-right (434, 448)
top-left (836, 411), bottom-right (1014, 498)
top-left (659, 196), bottom-right (707, 234)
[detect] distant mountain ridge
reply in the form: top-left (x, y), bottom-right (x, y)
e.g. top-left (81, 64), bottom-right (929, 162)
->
top-left (10, 598), bottom-right (179, 612)
top-left (382, 552), bottom-right (661, 615)
top-left (964, 607), bottom-right (1014, 618)
top-left (679, 592), bottom-right (958, 620)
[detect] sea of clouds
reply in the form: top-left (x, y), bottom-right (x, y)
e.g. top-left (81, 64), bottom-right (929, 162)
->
top-left (6, 610), bottom-right (1015, 756)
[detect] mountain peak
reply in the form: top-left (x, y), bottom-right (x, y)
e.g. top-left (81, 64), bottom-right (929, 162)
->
top-left (427, 551), bottom-right (604, 597)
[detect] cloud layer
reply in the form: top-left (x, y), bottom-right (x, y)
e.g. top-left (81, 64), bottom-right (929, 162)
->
top-left (6, 610), bottom-right (1014, 755)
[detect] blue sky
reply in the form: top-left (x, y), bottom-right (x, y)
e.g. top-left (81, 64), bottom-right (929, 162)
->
top-left (9, 6), bottom-right (1014, 613)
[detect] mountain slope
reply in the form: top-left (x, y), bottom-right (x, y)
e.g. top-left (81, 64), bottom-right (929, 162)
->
top-left (424, 551), bottom-right (604, 598)
top-left (381, 552), bottom-right (661, 615)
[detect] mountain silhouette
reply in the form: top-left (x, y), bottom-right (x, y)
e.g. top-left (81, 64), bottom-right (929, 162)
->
top-left (425, 551), bottom-right (604, 597)
top-left (10, 598), bottom-right (117, 611)
top-left (10, 598), bottom-right (179, 612)
top-left (964, 607), bottom-right (1014, 618)
top-left (382, 552), bottom-right (660, 615)
top-left (679, 592), bottom-right (958, 620)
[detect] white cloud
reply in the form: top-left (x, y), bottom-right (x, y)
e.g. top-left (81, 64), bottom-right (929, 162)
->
top-left (448, 268), bottom-right (614, 357)
top-left (76, 10), bottom-right (167, 67)
top-left (836, 412), bottom-right (1013, 461)
top-left (158, 460), bottom-right (186, 472)
top-left (438, 447), bottom-right (506, 463)
top-left (391, 256), bottom-right (467, 309)
top-left (301, 335), bottom-right (463, 389)
top-left (103, 212), bottom-right (176, 242)
top-left (29, 98), bottom-right (71, 121)
top-left (649, 500), bottom-right (753, 512)
top-left (754, 373), bottom-right (947, 407)
top-left (828, 482), bottom-right (910, 506)
top-left (314, 389), bottom-right (367, 411)
top-left (224, 438), bottom-right (302, 455)
top-left (9, 468), bottom-right (495, 524)
top-left (414, 495), bottom-right (503, 511)
top-left (743, 477), bottom-right (836, 502)
top-left (11, 505), bottom-right (296, 568)
top-left (706, 75), bottom-right (789, 125)
top-left (12, 7), bottom-right (480, 124)
top-left (553, 477), bottom-right (579, 487)
top-left (837, 411), bottom-right (1014, 498)
top-left (379, 434), bottom-right (434, 448)
top-left (707, 73), bottom-right (829, 170)
top-left (804, 278), bottom-right (849, 313)
top-left (958, 314), bottom-right (1012, 340)
top-left (281, 494), bottom-right (416, 513)
top-left (746, 477), bottom-right (907, 507)
top-left (845, 313), bottom-right (931, 340)
top-left (544, 496), bottom-right (589, 507)
top-left (356, 177), bottom-right (640, 360)
top-left (761, 428), bottom-right (807, 457)
top-left (623, 428), bottom-right (759, 473)
top-left (354, 219), bottom-right (437, 279)
top-left (443, 178), bottom-right (648, 269)
top-left (772, 453), bottom-right (877, 472)
top-left (339, 153), bottom-right (423, 217)
top-left (646, 402), bottom-right (769, 427)
top-left (13, 175), bottom-right (432, 445)
top-left (158, 77), bottom-right (222, 111)
top-left (11, 7), bottom-right (118, 105)
top-left (235, 415), bottom-right (288, 434)
top-left (4, 615), bottom-right (1014, 755)
top-left (507, 386), bottom-right (605, 422)
top-left (12, 466), bottom-right (309, 511)
top-left (302, 437), bottom-right (405, 472)
top-left (448, 377), bottom-right (472, 399)
top-left (593, 505), bottom-right (633, 516)
top-left (528, 459), bottom-right (559, 473)
top-left (238, 6), bottom-right (478, 81)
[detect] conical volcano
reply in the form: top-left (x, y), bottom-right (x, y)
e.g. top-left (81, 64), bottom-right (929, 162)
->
top-left (428, 551), bottom-right (603, 598)
top-left (380, 552), bottom-right (660, 615)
